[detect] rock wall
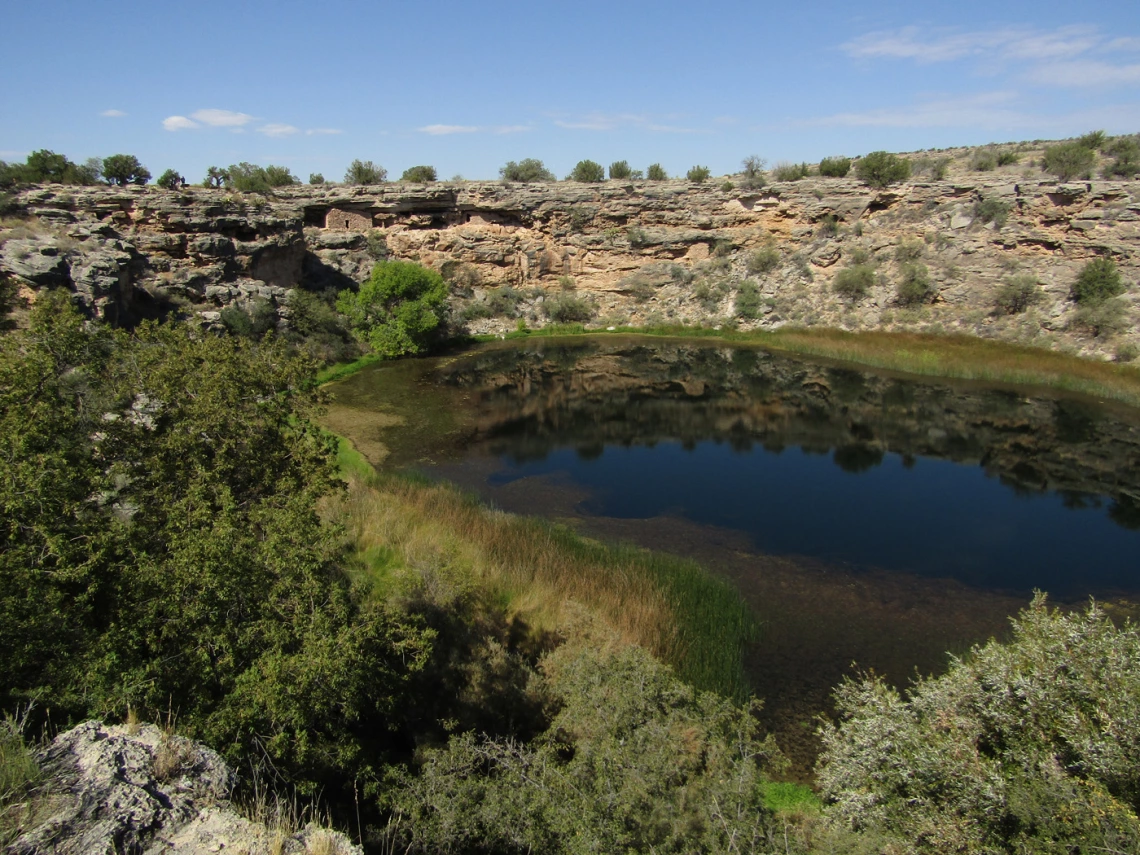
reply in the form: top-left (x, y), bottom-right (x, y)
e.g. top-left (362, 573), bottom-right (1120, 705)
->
top-left (6, 720), bottom-right (360, 855)
top-left (1, 176), bottom-right (1137, 358)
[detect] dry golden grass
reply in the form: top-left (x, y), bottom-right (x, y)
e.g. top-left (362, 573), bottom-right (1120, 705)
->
top-left (331, 472), bottom-right (754, 696)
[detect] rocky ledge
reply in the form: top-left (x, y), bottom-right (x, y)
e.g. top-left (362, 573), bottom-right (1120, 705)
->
top-left (1, 176), bottom-right (1137, 359)
top-left (6, 720), bottom-right (359, 855)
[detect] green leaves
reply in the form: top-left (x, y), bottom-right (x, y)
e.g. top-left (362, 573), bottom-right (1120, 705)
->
top-left (337, 261), bottom-right (449, 358)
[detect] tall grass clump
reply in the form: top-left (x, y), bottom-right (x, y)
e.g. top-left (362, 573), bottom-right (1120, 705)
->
top-left (335, 473), bottom-right (756, 698)
top-left (0, 710), bottom-right (41, 846)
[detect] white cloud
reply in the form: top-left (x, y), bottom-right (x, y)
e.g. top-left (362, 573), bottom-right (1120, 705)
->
top-left (190, 108), bottom-right (255, 127)
top-left (163, 115), bottom-right (199, 131)
top-left (306, 128), bottom-right (343, 135)
top-left (551, 112), bottom-right (704, 133)
top-left (100, 109), bottom-right (126, 118)
top-left (1104, 37), bottom-right (1140, 53)
top-left (0, 150), bottom-right (27, 158)
top-left (419, 124), bottom-right (480, 135)
top-left (259, 123), bottom-right (300, 137)
top-left (1027, 60), bottom-right (1140, 87)
top-left (492, 125), bottom-right (532, 134)
top-left (795, 91), bottom-right (1029, 130)
top-left (842, 25), bottom-right (1100, 64)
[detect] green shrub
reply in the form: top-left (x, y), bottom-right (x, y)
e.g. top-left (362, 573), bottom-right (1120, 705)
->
top-left (733, 281), bottom-right (762, 319)
top-left (337, 261), bottom-right (449, 357)
top-left (608, 160), bottom-right (632, 179)
top-left (816, 214), bottom-right (839, 237)
top-left (101, 154), bottom-right (151, 186)
top-left (1043, 142), bottom-right (1096, 180)
top-left (833, 265), bottom-right (875, 299)
top-left (746, 246), bottom-right (780, 274)
top-left (344, 159), bottom-right (387, 185)
top-left (568, 160), bottom-right (605, 182)
top-left (461, 287), bottom-right (521, 321)
top-left (771, 161), bottom-right (809, 182)
top-left (856, 151), bottom-right (911, 188)
top-left (156, 169), bottom-right (183, 190)
top-left (997, 150), bottom-right (1019, 166)
top-left (1071, 257), bottom-right (1126, 303)
top-left (1073, 298), bottom-right (1128, 337)
top-left (309, 173), bottom-right (325, 185)
top-left (970, 148), bottom-right (997, 172)
top-left (720, 180), bottom-right (734, 192)
top-left (1104, 136), bottom-right (1140, 178)
top-left (893, 239), bottom-right (923, 262)
top-left (818, 156), bottom-right (852, 178)
top-left (2, 150), bottom-right (100, 186)
top-left (1078, 129), bottom-right (1108, 151)
top-left (993, 275), bottom-right (1042, 314)
top-left (818, 595), bottom-right (1140, 855)
top-left (382, 643), bottom-right (781, 855)
top-left (227, 162), bottom-right (297, 192)
top-left (439, 260), bottom-right (480, 291)
top-left (500, 158), bottom-right (555, 183)
top-left (895, 263), bottom-right (934, 305)
top-left (646, 163), bottom-right (667, 181)
top-left (740, 155), bottom-right (766, 189)
top-left (543, 293), bottom-right (595, 323)
top-left (204, 166), bottom-right (229, 188)
top-left (366, 231), bottom-right (388, 261)
top-left (568, 207), bottom-right (594, 233)
top-left (400, 165), bottom-right (438, 183)
top-left (686, 165), bottom-right (711, 183)
top-left (220, 298), bottom-right (277, 339)
top-left (974, 196), bottom-right (1012, 227)
top-left (626, 225), bottom-right (649, 248)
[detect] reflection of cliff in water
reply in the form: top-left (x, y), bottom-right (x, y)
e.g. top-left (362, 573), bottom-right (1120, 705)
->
top-left (433, 339), bottom-right (1140, 531)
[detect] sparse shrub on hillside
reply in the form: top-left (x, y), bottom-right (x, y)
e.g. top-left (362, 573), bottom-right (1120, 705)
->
top-left (1043, 142), bottom-right (1096, 181)
top-left (993, 274), bottom-right (1043, 315)
top-left (740, 155), bottom-right (766, 189)
top-left (818, 156), bottom-right (852, 178)
top-left (400, 165), bottom-right (438, 183)
top-left (772, 161), bottom-right (809, 182)
top-left (101, 154), bottom-right (151, 186)
top-left (626, 225), bottom-right (649, 248)
top-left (543, 293), bottom-right (595, 323)
top-left (746, 246), bottom-right (780, 275)
top-left (997, 150), bottom-right (1019, 166)
top-left (220, 298), bottom-right (277, 340)
top-left (1073, 298), bottom-right (1129, 337)
top-left (337, 260), bottom-right (449, 357)
top-left (733, 281), bottom-right (762, 319)
top-left (833, 265), bottom-right (875, 299)
top-left (568, 207), bottom-right (594, 233)
top-left (460, 286), bottom-right (522, 321)
top-left (344, 159), bottom-right (387, 185)
top-left (263, 165), bottom-right (298, 187)
top-left (975, 196), bottom-right (1012, 227)
top-left (686, 165), bottom-right (711, 183)
top-left (228, 162), bottom-right (298, 192)
top-left (970, 148), bottom-right (997, 172)
top-left (1078, 129), bottom-right (1108, 151)
top-left (309, 173), bottom-right (325, 185)
top-left (1071, 257), bottom-right (1126, 304)
top-left (156, 169), bottom-right (183, 190)
top-left (818, 595), bottom-right (1140, 855)
top-left (646, 163), bottom-right (667, 181)
top-left (1104, 136), bottom-right (1140, 178)
top-left (856, 151), bottom-right (911, 188)
top-left (439, 260), bottom-right (481, 292)
top-left (366, 231), bottom-right (388, 261)
top-left (816, 214), bottom-right (839, 237)
top-left (500, 159), bottom-right (556, 183)
top-left (608, 160), bottom-right (632, 180)
top-left (893, 239), bottom-right (923, 262)
top-left (895, 263), bottom-right (935, 305)
top-left (568, 160), bottom-right (605, 183)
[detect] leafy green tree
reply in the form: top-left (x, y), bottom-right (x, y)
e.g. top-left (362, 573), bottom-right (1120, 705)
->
top-left (344, 159), bottom-right (387, 185)
top-left (308, 172), bottom-right (325, 185)
top-left (1104, 136), bottom-right (1140, 178)
top-left (203, 166), bottom-right (229, 188)
top-left (336, 261), bottom-right (449, 358)
top-left (5, 150), bottom-right (100, 185)
top-left (646, 163), bottom-right (667, 181)
top-left (263, 164), bottom-right (298, 187)
top-left (225, 162), bottom-right (297, 192)
top-left (156, 169), bottom-right (184, 190)
top-left (101, 154), bottom-right (151, 186)
top-left (686, 165), bottom-right (711, 183)
top-left (499, 158), bottom-right (555, 183)
top-left (608, 160), bottom-right (632, 179)
top-left (568, 160), bottom-right (605, 182)
top-left (1071, 257), bottom-right (1126, 303)
top-left (856, 151), bottom-right (911, 188)
top-left (1043, 141), bottom-right (1096, 180)
top-left (400, 165), bottom-right (437, 182)
top-left (818, 595), bottom-right (1140, 854)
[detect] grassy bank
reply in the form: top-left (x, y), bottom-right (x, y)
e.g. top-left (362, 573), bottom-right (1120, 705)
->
top-left (471, 323), bottom-right (1140, 408)
top-left (329, 467), bottom-right (756, 700)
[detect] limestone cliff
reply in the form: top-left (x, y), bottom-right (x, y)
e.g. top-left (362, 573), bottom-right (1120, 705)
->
top-left (1, 175), bottom-right (1137, 358)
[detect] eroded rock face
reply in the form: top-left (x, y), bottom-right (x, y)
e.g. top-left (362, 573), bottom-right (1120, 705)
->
top-left (1, 177), bottom-right (1137, 358)
top-left (8, 720), bottom-right (360, 855)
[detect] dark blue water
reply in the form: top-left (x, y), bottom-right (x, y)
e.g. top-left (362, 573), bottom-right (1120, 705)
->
top-left (487, 440), bottom-right (1140, 597)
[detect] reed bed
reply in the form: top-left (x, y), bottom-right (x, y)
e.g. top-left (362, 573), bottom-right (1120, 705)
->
top-left (334, 471), bottom-right (755, 699)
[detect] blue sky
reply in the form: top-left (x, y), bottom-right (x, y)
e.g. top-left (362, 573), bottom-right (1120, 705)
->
top-left (2, 0), bottom-right (1138, 182)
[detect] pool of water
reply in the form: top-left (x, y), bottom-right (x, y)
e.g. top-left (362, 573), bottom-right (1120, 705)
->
top-left (326, 336), bottom-right (1140, 776)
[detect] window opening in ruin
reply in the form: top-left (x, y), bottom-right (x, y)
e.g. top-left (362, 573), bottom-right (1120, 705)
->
top-left (345, 219), bottom-right (350, 228)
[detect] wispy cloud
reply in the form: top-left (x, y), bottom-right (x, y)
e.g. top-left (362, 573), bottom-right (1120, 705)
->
top-left (492, 125), bottom-right (531, 134)
top-left (843, 25), bottom-right (1099, 64)
top-left (191, 108), bottom-right (255, 128)
top-left (1026, 60), bottom-right (1140, 87)
top-left (162, 115), bottom-right (199, 131)
top-left (419, 124), bottom-right (480, 135)
top-left (259, 123), bottom-right (299, 137)
top-left (100, 109), bottom-right (126, 118)
top-left (306, 128), bottom-right (342, 135)
top-left (551, 112), bottom-right (707, 133)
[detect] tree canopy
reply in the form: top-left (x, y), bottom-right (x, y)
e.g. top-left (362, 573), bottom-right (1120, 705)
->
top-left (336, 261), bottom-right (450, 357)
